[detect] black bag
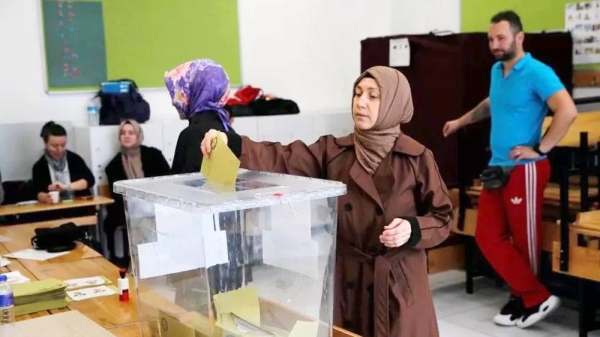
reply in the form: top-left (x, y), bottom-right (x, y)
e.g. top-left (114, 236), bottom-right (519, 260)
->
top-left (31, 223), bottom-right (87, 253)
top-left (97, 79), bottom-right (150, 125)
top-left (480, 166), bottom-right (514, 189)
top-left (248, 98), bottom-right (300, 116)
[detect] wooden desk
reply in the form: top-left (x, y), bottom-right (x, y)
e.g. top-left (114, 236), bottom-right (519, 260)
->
top-left (0, 197), bottom-right (114, 257)
top-left (466, 183), bottom-right (599, 210)
top-left (0, 220), bottom-right (101, 260)
top-left (542, 111), bottom-right (600, 148)
top-left (0, 197), bottom-right (113, 217)
top-left (0, 222), bottom-right (134, 330)
top-left (0, 222), bottom-right (360, 337)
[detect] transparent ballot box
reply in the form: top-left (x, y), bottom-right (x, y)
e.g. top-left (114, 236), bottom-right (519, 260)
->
top-left (114, 170), bottom-right (347, 337)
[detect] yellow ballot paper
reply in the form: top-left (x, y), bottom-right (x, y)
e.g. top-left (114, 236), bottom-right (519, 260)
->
top-left (288, 320), bottom-right (319, 337)
top-left (213, 287), bottom-right (267, 335)
top-left (200, 135), bottom-right (240, 186)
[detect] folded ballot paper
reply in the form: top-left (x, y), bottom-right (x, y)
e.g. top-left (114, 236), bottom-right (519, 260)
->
top-left (212, 287), bottom-right (320, 337)
top-left (12, 279), bottom-right (68, 316)
top-left (200, 135), bottom-right (240, 186)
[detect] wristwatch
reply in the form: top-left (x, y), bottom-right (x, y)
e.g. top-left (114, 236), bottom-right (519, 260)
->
top-left (532, 144), bottom-right (546, 156)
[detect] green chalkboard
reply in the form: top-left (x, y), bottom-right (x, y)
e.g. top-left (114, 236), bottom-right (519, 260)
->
top-left (41, 0), bottom-right (241, 92)
top-left (42, 0), bottom-right (107, 89)
top-left (461, 0), bottom-right (600, 71)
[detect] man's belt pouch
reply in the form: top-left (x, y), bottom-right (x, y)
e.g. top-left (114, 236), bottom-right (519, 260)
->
top-left (480, 166), bottom-right (514, 189)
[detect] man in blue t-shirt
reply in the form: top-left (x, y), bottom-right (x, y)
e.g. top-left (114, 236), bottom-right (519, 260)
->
top-left (443, 10), bottom-right (577, 329)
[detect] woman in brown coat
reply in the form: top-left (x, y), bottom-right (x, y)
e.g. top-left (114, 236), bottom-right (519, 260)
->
top-left (201, 66), bottom-right (453, 337)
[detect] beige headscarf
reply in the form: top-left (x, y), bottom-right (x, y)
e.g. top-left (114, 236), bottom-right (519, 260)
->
top-left (120, 119), bottom-right (145, 179)
top-left (353, 66), bottom-right (414, 175)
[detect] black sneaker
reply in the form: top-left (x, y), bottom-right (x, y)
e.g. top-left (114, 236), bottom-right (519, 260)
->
top-left (516, 295), bottom-right (560, 328)
top-left (493, 295), bottom-right (524, 326)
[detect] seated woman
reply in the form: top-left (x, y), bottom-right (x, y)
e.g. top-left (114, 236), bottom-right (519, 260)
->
top-left (33, 122), bottom-right (94, 202)
top-left (29, 121), bottom-right (95, 221)
top-left (166, 59), bottom-right (235, 174)
top-left (105, 119), bottom-right (170, 267)
top-left (201, 66), bottom-right (453, 337)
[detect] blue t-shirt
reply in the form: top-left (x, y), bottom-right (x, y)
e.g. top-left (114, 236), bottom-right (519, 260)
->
top-left (488, 52), bottom-right (564, 167)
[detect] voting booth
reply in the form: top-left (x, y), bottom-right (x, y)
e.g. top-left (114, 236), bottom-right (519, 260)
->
top-left (114, 170), bottom-right (346, 337)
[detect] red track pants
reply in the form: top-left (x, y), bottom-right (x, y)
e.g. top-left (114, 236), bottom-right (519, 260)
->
top-left (475, 159), bottom-right (551, 308)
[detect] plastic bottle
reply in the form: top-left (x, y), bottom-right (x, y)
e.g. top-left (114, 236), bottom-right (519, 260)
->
top-left (87, 96), bottom-right (100, 126)
top-left (0, 275), bottom-right (15, 324)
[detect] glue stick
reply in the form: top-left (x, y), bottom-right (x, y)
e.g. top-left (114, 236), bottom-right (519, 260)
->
top-left (118, 268), bottom-right (129, 302)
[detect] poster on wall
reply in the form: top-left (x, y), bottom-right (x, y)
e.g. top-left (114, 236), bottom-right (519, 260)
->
top-left (565, 1), bottom-right (600, 64)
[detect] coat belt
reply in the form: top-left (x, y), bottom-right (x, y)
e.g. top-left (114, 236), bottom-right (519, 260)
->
top-left (337, 241), bottom-right (403, 337)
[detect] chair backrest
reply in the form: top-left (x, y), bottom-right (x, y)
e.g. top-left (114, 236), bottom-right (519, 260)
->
top-left (1, 180), bottom-right (32, 205)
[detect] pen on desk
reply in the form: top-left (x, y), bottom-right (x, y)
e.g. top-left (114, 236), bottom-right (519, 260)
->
top-left (118, 268), bottom-right (129, 302)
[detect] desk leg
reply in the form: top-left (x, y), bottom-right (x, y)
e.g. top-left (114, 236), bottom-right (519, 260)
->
top-left (96, 205), bottom-right (108, 258)
top-left (465, 238), bottom-right (474, 294)
top-left (578, 279), bottom-right (594, 337)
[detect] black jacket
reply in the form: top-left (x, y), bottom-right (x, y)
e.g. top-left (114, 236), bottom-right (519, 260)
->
top-left (32, 150), bottom-right (95, 197)
top-left (26, 150), bottom-right (95, 222)
top-left (105, 145), bottom-right (170, 232)
top-left (171, 111), bottom-right (236, 174)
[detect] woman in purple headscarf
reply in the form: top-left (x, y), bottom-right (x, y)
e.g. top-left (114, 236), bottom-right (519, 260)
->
top-left (165, 59), bottom-right (245, 306)
top-left (165, 59), bottom-right (234, 174)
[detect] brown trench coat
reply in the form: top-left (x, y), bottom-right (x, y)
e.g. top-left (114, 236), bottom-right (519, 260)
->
top-left (233, 132), bottom-right (453, 337)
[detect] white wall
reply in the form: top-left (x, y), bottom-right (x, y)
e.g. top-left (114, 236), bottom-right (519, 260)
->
top-left (388, 0), bottom-right (599, 100)
top-left (1, 0), bottom-right (596, 127)
top-left (0, 0), bottom-right (391, 126)
top-left (238, 0), bottom-right (391, 115)
top-left (390, 0), bottom-right (460, 34)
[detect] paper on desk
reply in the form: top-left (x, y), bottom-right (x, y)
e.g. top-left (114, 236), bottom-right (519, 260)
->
top-left (0, 258), bottom-right (10, 267)
top-left (214, 287), bottom-right (261, 332)
top-left (262, 230), bottom-right (320, 279)
top-left (5, 249), bottom-right (70, 261)
top-left (0, 235), bottom-right (11, 243)
top-left (64, 276), bottom-right (106, 290)
top-left (289, 320), bottom-right (320, 337)
top-left (0, 271), bottom-right (30, 285)
top-left (66, 285), bottom-right (116, 301)
top-left (200, 135), bottom-right (240, 185)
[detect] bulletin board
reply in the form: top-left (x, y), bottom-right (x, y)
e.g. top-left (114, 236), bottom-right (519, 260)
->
top-left (461, 0), bottom-right (600, 87)
top-left (40, 0), bottom-right (241, 92)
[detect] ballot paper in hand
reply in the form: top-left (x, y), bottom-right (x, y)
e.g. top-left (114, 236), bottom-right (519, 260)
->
top-left (200, 135), bottom-right (240, 185)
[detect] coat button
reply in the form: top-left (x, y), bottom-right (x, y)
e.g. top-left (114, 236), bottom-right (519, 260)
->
top-left (343, 320), bottom-right (353, 328)
top-left (345, 281), bottom-right (357, 290)
top-left (344, 203), bottom-right (353, 211)
top-left (375, 206), bottom-right (384, 215)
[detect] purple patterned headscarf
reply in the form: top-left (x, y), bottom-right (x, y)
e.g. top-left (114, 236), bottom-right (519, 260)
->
top-left (164, 59), bottom-right (231, 131)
